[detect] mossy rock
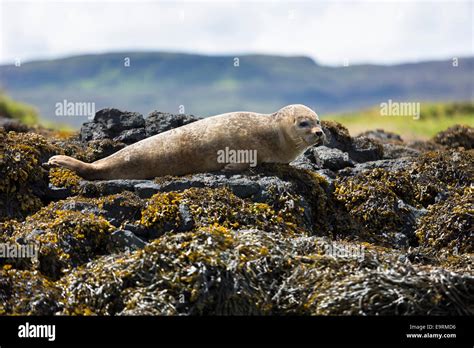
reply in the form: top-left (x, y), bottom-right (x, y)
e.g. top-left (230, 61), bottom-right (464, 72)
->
top-left (0, 268), bottom-right (62, 315)
top-left (299, 255), bottom-right (474, 315)
top-left (334, 168), bottom-right (421, 247)
top-left (3, 208), bottom-right (114, 279)
top-left (58, 226), bottom-right (287, 315)
top-left (334, 149), bottom-right (473, 247)
top-left (321, 120), bottom-right (352, 151)
top-left (433, 124), bottom-right (474, 149)
top-left (0, 129), bottom-right (60, 221)
top-left (268, 238), bottom-right (474, 315)
top-left (139, 186), bottom-right (306, 237)
top-left (42, 231), bottom-right (474, 315)
top-left (78, 139), bottom-right (127, 162)
top-left (408, 150), bottom-right (473, 206)
top-left (416, 187), bottom-right (473, 255)
top-left (49, 167), bottom-right (81, 192)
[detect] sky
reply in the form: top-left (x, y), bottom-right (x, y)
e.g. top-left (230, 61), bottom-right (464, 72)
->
top-left (0, 0), bottom-right (472, 66)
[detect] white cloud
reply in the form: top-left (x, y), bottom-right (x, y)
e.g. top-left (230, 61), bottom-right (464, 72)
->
top-left (0, 0), bottom-right (472, 65)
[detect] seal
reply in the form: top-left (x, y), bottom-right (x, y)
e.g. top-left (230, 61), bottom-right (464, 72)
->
top-left (48, 104), bottom-right (325, 180)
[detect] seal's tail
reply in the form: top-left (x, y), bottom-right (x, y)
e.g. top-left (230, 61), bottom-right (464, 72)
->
top-left (48, 155), bottom-right (98, 179)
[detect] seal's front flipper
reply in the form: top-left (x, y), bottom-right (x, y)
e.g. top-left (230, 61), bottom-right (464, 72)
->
top-left (223, 163), bottom-right (250, 173)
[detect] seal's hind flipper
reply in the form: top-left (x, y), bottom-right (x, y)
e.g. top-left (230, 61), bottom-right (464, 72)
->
top-left (47, 155), bottom-right (97, 179)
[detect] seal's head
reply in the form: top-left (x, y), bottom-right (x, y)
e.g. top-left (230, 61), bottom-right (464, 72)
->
top-left (276, 104), bottom-right (325, 150)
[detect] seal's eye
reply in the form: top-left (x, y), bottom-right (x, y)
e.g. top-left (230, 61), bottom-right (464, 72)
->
top-left (299, 121), bottom-right (309, 127)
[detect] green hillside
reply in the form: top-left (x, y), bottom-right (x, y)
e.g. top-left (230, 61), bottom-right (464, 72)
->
top-left (327, 101), bottom-right (474, 140)
top-left (0, 91), bottom-right (39, 125)
top-left (0, 52), bottom-right (472, 128)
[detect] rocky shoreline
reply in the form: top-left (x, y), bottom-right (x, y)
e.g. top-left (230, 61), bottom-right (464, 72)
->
top-left (0, 108), bottom-right (472, 315)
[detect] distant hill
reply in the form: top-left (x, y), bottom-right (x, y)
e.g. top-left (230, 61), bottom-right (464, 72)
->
top-left (0, 52), bottom-right (473, 127)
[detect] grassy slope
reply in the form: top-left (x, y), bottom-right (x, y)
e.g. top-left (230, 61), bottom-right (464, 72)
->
top-left (326, 101), bottom-right (474, 140)
top-left (0, 92), bottom-right (39, 125)
top-left (0, 92), bottom-right (73, 130)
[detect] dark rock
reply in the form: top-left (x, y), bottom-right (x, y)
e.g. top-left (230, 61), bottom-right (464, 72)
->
top-left (321, 121), bottom-right (384, 163)
top-left (312, 146), bottom-right (354, 171)
top-left (158, 173), bottom-right (286, 201)
top-left (80, 108), bottom-right (145, 142)
top-left (61, 201), bottom-right (101, 215)
top-left (134, 182), bottom-right (162, 198)
top-left (138, 176), bottom-right (261, 200)
top-left (290, 152), bottom-right (321, 172)
top-left (107, 229), bottom-right (147, 253)
top-left (53, 197), bottom-right (142, 228)
top-left (15, 237), bottom-right (26, 245)
top-left (223, 176), bottom-right (262, 198)
top-left (82, 139), bottom-right (127, 162)
top-left (45, 184), bottom-right (72, 200)
top-left (348, 136), bottom-right (384, 163)
top-left (122, 223), bottom-right (149, 239)
top-left (145, 111), bottom-right (198, 137)
top-left (113, 128), bottom-right (147, 144)
top-left (382, 144), bottom-right (420, 159)
top-left (155, 178), bottom-right (206, 192)
top-left (407, 140), bottom-right (444, 152)
top-left (94, 108), bottom-right (145, 132)
top-left (74, 171), bottom-right (314, 231)
top-left (80, 121), bottom-right (109, 142)
top-left (0, 117), bottom-right (29, 133)
top-left (80, 179), bottom-right (149, 197)
top-left (338, 157), bottom-right (415, 177)
top-left (313, 169), bottom-right (337, 184)
top-left (358, 129), bottom-right (403, 144)
top-left (79, 109), bottom-right (199, 145)
top-left (321, 120), bottom-right (352, 152)
top-left (156, 174), bottom-right (262, 199)
top-left (100, 194), bottom-right (143, 227)
top-left (433, 124), bottom-right (474, 149)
